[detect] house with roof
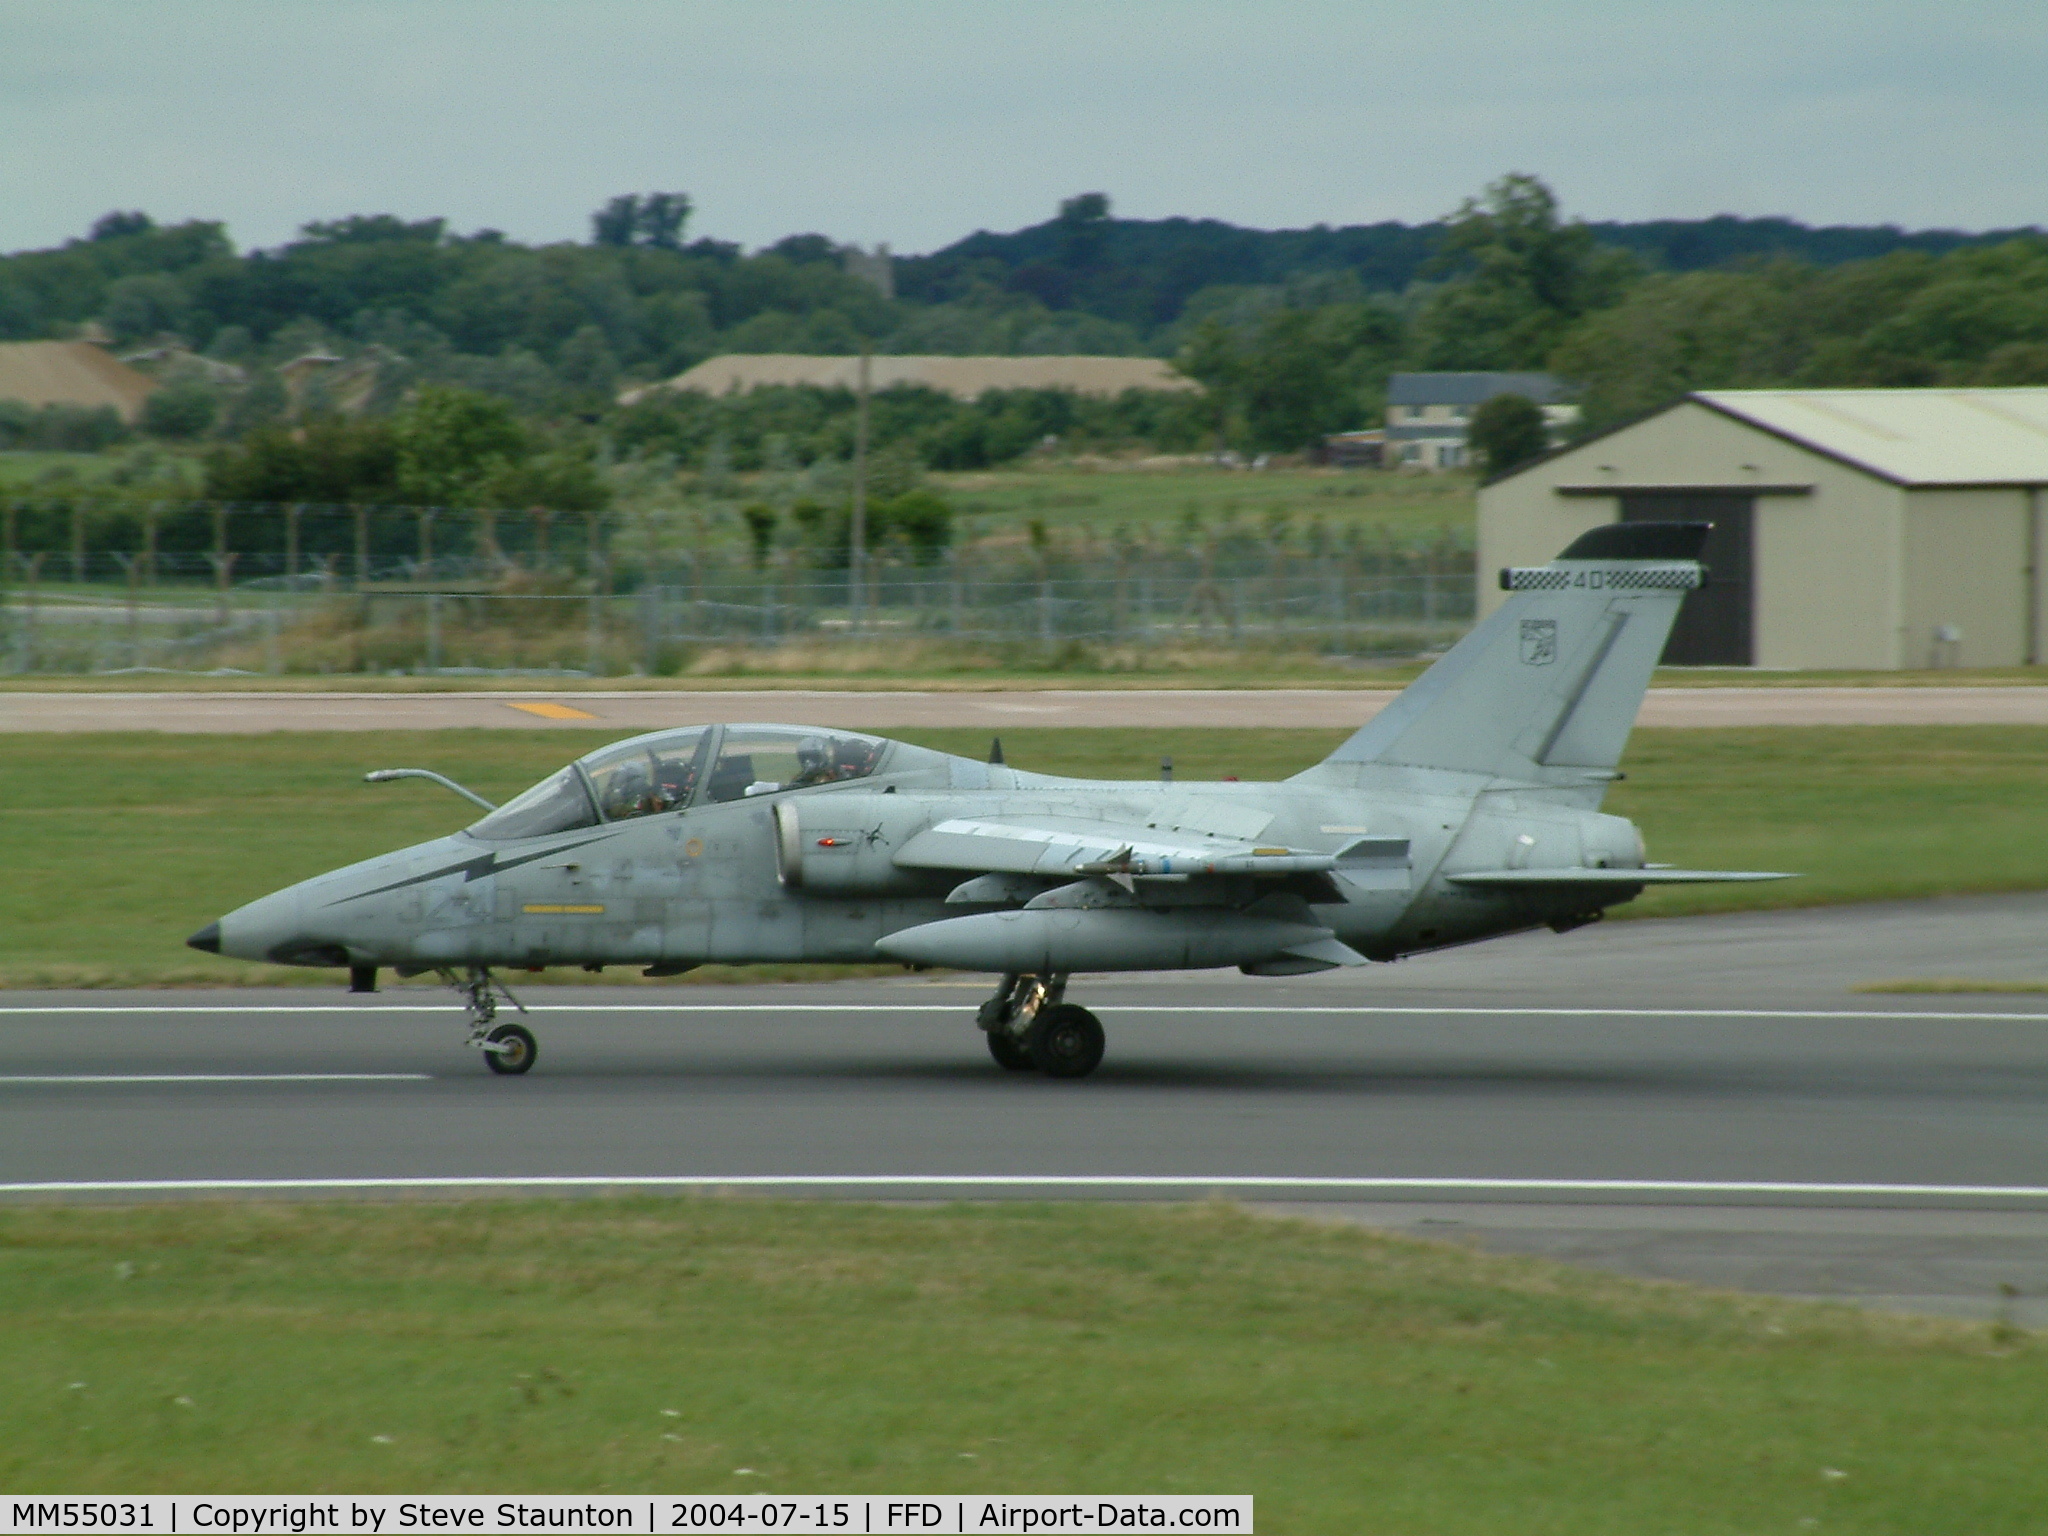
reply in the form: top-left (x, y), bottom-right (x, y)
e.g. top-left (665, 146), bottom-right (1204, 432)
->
top-left (1477, 388), bottom-right (2048, 668)
top-left (1386, 372), bottom-right (1578, 469)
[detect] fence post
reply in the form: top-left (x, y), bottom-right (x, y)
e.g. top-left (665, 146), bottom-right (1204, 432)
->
top-left (266, 595), bottom-right (283, 675)
top-left (0, 503), bottom-right (12, 658)
top-left (533, 506), bottom-right (555, 571)
top-left (418, 509), bottom-right (436, 574)
top-left (427, 592), bottom-right (443, 673)
top-left (143, 502), bottom-right (161, 587)
top-left (209, 505), bottom-right (236, 627)
top-left (112, 551), bottom-right (141, 668)
top-left (286, 504), bottom-right (303, 582)
top-left (69, 500), bottom-right (85, 585)
top-left (207, 551), bottom-right (238, 629)
top-left (353, 506), bottom-right (369, 588)
top-left (16, 552), bottom-right (43, 671)
top-left (584, 510), bottom-right (605, 673)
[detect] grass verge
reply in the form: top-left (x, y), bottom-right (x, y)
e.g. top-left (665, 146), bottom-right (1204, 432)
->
top-left (6, 726), bottom-right (2048, 987)
top-left (1, 1198), bottom-right (2039, 1525)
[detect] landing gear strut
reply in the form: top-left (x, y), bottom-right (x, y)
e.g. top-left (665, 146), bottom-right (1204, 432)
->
top-left (440, 966), bottom-right (536, 1075)
top-left (977, 973), bottom-right (1104, 1079)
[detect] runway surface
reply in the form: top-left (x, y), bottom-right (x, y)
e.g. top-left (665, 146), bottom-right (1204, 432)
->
top-left (8, 685), bottom-right (2048, 732)
top-left (4, 894), bottom-right (2048, 1323)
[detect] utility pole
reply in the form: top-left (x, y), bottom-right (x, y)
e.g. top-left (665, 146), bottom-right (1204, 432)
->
top-left (850, 342), bottom-right (871, 636)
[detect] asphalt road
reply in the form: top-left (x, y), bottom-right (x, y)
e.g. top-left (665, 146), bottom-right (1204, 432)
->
top-left (8, 685), bottom-right (2048, 732)
top-left (4, 894), bottom-right (2048, 1323)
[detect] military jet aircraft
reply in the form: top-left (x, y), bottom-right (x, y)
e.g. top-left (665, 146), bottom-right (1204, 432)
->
top-left (188, 522), bottom-right (1788, 1078)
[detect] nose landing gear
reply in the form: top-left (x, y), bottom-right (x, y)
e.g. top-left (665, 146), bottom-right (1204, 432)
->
top-left (483, 1022), bottom-right (537, 1075)
top-left (978, 973), bottom-right (1104, 1079)
top-left (440, 967), bottom-right (537, 1075)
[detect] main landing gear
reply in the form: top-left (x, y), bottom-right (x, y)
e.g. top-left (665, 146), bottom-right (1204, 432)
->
top-left (978, 973), bottom-right (1105, 1080)
top-left (439, 966), bottom-right (538, 1075)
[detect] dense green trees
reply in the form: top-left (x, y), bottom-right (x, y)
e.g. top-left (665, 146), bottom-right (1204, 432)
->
top-left (611, 382), bottom-right (1208, 472)
top-left (1467, 394), bottom-right (1549, 475)
top-left (1409, 174), bottom-right (1639, 370)
top-left (4, 179), bottom-right (2046, 477)
top-left (1551, 239), bottom-right (2048, 430)
top-left (1176, 303), bottom-right (1403, 451)
top-left (201, 387), bottom-right (604, 511)
top-left (203, 415), bottom-right (399, 504)
top-left (590, 192), bottom-right (692, 249)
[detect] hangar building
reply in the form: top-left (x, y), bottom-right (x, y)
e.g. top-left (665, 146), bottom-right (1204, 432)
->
top-left (1477, 389), bottom-right (2048, 669)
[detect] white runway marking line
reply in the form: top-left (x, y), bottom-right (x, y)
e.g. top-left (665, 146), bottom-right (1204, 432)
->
top-left (4, 1003), bottom-right (2047, 1023)
top-left (2, 1175), bottom-right (2047, 1200)
top-left (0, 1073), bottom-right (432, 1084)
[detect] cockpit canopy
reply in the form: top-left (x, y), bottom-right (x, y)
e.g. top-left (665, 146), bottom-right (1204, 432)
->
top-left (467, 725), bottom-right (890, 841)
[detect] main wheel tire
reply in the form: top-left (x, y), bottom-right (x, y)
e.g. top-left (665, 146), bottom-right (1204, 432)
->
top-left (986, 1028), bottom-right (1034, 1071)
top-left (484, 1022), bottom-right (537, 1075)
top-left (1027, 1003), bottom-right (1105, 1079)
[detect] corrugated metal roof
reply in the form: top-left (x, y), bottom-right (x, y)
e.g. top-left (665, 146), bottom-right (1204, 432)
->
top-left (1388, 371), bottom-right (1567, 406)
top-left (1696, 388), bottom-right (2048, 485)
top-left (0, 341), bottom-right (158, 422)
top-left (620, 354), bottom-right (1198, 405)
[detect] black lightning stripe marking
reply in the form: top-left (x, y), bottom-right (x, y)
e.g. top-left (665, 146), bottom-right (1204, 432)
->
top-left (325, 833), bottom-right (620, 905)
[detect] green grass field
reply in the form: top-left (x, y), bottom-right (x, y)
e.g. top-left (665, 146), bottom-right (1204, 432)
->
top-left (0, 449), bottom-right (118, 489)
top-left (2, 1198), bottom-right (2039, 1525)
top-left (4, 726), bottom-right (2048, 986)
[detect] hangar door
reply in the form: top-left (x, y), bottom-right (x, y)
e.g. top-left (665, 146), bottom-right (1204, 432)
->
top-left (1621, 494), bottom-right (1754, 666)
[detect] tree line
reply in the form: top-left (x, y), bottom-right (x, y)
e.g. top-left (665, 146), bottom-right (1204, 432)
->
top-left (1, 177), bottom-right (2043, 473)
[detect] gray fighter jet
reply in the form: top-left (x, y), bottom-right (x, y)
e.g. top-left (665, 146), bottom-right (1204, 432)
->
top-left (188, 522), bottom-right (1787, 1077)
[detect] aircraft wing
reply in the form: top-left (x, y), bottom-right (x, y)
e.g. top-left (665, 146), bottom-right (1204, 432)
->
top-left (895, 814), bottom-right (1409, 882)
top-left (1447, 867), bottom-right (1794, 887)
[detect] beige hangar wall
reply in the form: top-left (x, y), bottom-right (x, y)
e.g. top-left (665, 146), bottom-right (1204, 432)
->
top-left (1478, 401), bottom-right (1908, 668)
top-left (1751, 462), bottom-right (1902, 670)
top-left (1900, 489), bottom-right (2031, 668)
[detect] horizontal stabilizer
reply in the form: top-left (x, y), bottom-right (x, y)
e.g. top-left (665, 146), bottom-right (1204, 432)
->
top-left (1448, 868), bottom-right (1795, 887)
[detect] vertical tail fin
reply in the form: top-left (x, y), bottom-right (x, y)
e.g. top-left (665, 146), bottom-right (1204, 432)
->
top-left (1320, 522), bottom-right (1709, 780)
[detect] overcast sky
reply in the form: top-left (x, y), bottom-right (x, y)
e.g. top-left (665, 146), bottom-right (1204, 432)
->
top-left (6, 1), bottom-right (2046, 257)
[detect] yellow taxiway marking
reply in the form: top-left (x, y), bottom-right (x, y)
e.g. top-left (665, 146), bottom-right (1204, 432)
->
top-left (506, 701), bottom-right (598, 720)
top-left (522, 904), bottom-right (606, 915)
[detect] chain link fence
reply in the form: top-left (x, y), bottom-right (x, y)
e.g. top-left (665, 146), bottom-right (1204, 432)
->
top-left (0, 499), bottom-right (1476, 675)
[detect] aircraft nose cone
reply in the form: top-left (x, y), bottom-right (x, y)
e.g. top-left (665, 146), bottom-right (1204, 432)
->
top-left (186, 922), bottom-right (222, 954)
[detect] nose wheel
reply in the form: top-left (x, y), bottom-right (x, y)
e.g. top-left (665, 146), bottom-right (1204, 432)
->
top-left (440, 966), bottom-right (538, 1075)
top-left (483, 1022), bottom-right (538, 1075)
